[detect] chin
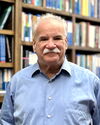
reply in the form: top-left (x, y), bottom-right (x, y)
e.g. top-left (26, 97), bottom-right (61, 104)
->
top-left (43, 56), bottom-right (64, 65)
top-left (45, 59), bottom-right (62, 66)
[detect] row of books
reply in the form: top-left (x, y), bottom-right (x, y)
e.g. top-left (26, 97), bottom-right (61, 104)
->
top-left (23, 0), bottom-right (73, 12)
top-left (22, 12), bottom-right (100, 48)
top-left (23, 0), bottom-right (42, 6)
top-left (76, 54), bottom-right (100, 78)
top-left (75, 22), bottom-right (100, 48)
top-left (23, 0), bottom-right (100, 18)
top-left (74, 0), bottom-right (100, 18)
top-left (21, 48), bottom-right (38, 68)
top-left (0, 35), bottom-right (13, 62)
top-left (22, 12), bottom-right (73, 45)
top-left (0, 69), bottom-right (12, 90)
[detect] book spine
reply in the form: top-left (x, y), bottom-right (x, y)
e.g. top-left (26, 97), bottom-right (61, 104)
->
top-left (0, 35), bottom-right (6, 62)
top-left (67, 21), bottom-right (73, 45)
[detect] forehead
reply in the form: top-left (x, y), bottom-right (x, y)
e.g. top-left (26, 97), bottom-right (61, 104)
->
top-left (36, 19), bottom-right (65, 37)
top-left (39, 18), bottom-right (63, 26)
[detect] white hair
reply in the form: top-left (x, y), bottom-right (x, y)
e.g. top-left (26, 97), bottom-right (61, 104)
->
top-left (33, 13), bottom-right (67, 39)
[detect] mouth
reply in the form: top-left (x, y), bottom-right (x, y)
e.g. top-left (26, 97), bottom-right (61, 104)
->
top-left (44, 52), bottom-right (59, 58)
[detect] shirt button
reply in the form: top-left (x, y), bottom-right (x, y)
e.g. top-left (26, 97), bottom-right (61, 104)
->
top-left (48, 80), bottom-right (52, 83)
top-left (48, 96), bottom-right (52, 100)
top-left (47, 114), bottom-right (52, 118)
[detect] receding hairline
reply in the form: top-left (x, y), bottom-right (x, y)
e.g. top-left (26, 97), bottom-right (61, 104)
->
top-left (33, 13), bottom-right (67, 40)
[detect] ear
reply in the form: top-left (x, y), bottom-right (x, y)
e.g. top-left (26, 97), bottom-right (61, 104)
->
top-left (33, 40), bottom-right (36, 52)
top-left (65, 38), bottom-right (68, 50)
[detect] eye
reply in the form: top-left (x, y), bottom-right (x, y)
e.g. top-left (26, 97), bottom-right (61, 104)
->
top-left (53, 36), bottom-right (63, 41)
top-left (39, 37), bottom-right (48, 42)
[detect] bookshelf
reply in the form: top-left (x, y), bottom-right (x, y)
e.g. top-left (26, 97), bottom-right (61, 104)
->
top-left (0, 0), bottom-right (100, 102)
top-left (0, 0), bottom-right (15, 102)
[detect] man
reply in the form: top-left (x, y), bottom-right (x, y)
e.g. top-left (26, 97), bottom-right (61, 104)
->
top-left (0, 13), bottom-right (100, 125)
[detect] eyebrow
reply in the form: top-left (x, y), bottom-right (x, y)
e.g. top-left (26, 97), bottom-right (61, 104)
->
top-left (53, 35), bottom-right (64, 39)
top-left (37, 34), bottom-right (65, 42)
top-left (38, 36), bottom-right (48, 41)
top-left (39, 34), bottom-right (64, 38)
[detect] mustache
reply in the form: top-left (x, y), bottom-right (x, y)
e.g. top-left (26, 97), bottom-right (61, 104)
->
top-left (43, 48), bottom-right (60, 54)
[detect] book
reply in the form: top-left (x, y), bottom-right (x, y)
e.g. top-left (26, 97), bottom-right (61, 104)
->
top-left (88, 24), bottom-right (95, 48)
top-left (0, 35), bottom-right (6, 62)
top-left (69, 0), bottom-right (72, 13)
top-left (24, 14), bottom-right (32, 42)
top-left (89, 0), bottom-right (95, 17)
top-left (64, 0), bottom-right (69, 12)
top-left (0, 70), bottom-right (2, 89)
top-left (6, 37), bottom-right (12, 62)
top-left (29, 52), bottom-right (38, 65)
top-left (67, 21), bottom-right (73, 45)
top-left (2, 69), bottom-right (8, 90)
top-left (2, 69), bottom-right (12, 90)
top-left (35, 0), bottom-right (42, 6)
top-left (0, 6), bottom-right (12, 29)
top-left (22, 12), bottom-right (26, 41)
top-left (75, 23), bottom-right (80, 46)
top-left (80, 22), bottom-right (87, 47)
top-left (81, 0), bottom-right (89, 16)
top-left (74, 0), bottom-right (81, 14)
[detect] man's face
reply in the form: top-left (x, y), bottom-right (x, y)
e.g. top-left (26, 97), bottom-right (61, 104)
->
top-left (34, 19), bottom-right (67, 66)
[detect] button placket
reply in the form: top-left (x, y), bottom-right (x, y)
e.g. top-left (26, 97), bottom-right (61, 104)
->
top-left (45, 80), bottom-right (54, 119)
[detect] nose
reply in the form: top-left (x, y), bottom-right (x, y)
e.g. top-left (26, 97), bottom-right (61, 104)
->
top-left (46, 38), bottom-right (56, 49)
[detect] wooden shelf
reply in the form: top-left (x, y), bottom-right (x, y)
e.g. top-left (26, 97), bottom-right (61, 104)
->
top-left (74, 14), bottom-right (100, 23)
top-left (22, 3), bottom-right (73, 18)
top-left (68, 46), bottom-right (74, 50)
top-left (0, 96), bottom-right (4, 103)
top-left (0, 90), bottom-right (6, 103)
top-left (0, 91), bottom-right (5, 103)
top-left (21, 41), bottom-right (33, 46)
top-left (22, 3), bottom-right (100, 24)
top-left (0, 0), bottom-right (14, 3)
top-left (74, 46), bottom-right (100, 52)
top-left (0, 62), bottom-right (14, 68)
top-left (0, 30), bottom-right (14, 35)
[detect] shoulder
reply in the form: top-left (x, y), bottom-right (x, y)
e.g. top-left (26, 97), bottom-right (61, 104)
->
top-left (68, 61), bottom-right (100, 86)
top-left (69, 61), bottom-right (97, 77)
top-left (9, 65), bottom-right (36, 92)
top-left (11, 64), bottom-right (37, 84)
top-left (14, 65), bottom-right (34, 77)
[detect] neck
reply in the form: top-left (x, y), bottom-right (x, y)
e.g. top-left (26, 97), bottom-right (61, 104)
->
top-left (39, 63), bottom-right (62, 78)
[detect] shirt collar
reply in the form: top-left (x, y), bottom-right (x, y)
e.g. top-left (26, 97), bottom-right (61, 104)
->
top-left (31, 57), bottom-right (72, 77)
top-left (61, 57), bottom-right (72, 76)
top-left (31, 63), bottom-right (40, 77)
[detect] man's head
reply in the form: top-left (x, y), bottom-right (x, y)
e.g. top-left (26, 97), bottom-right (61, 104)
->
top-left (33, 13), bottom-right (68, 67)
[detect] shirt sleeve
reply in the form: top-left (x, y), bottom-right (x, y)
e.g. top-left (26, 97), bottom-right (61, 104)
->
top-left (0, 82), bottom-right (15, 125)
top-left (97, 83), bottom-right (100, 125)
top-left (92, 77), bottom-right (100, 125)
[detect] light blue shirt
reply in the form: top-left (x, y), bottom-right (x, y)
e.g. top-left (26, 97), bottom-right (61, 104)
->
top-left (0, 58), bottom-right (100, 125)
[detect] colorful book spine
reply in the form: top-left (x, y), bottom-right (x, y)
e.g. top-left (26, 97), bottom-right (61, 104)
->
top-left (0, 69), bottom-right (12, 90)
top-left (81, 0), bottom-right (89, 16)
top-left (67, 21), bottom-right (73, 45)
top-left (0, 35), bottom-right (6, 62)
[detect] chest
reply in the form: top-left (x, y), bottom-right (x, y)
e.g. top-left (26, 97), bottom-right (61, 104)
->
top-left (13, 75), bottom-right (96, 124)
